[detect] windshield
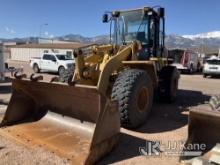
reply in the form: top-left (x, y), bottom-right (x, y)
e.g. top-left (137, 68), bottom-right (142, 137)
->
top-left (206, 60), bottom-right (220, 65)
top-left (113, 10), bottom-right (148, 45)
top-left (56, 55), bottom-right (73, 60)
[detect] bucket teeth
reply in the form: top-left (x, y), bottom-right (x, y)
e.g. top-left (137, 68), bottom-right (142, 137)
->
top-left (30, 74), bottom-right (43, 82)
top-left (14, 71), bottom-right (27, 79)
top-left (50, 76), bottom-right (59, 83)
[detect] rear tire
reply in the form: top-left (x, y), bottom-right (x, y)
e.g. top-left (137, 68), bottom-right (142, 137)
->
top-left (158, 66), bottom-right (179, 103)
top-left (58, 66), bottom-right (65, 76)
top-left (189, 65), bottom-right (193, 74)
top-left (111, 69), bottom-right (153, 129)
top-left (33, 64), bottom-right (40, 73)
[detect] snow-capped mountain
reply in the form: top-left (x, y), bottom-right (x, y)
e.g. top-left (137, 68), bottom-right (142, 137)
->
top-left (166, 33), bottom-right (220, 52)
top-left (182, 31), bottom-right (220, 39)
top-left (165, 30), bottom-right (220, 52)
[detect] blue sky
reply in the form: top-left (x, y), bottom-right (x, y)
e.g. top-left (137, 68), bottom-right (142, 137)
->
top-left (0, 0), bottom-right (220, 38)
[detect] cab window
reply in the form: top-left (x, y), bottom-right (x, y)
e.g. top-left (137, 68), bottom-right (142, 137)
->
top-left (43, 54), bottom-right (50, 60)
top-left (50, 55), bottom-right (56, 61)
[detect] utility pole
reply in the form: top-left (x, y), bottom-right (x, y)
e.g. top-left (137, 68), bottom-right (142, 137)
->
top-left (39, 23), bottom-right (48, 42)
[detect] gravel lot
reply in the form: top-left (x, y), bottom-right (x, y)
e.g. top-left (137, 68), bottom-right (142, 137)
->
top-left (0, 60), bottom-right (220, 165)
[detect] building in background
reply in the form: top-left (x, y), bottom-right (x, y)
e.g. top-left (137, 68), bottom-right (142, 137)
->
top-left (9, 42), bottom-right (90, 61)
top-left (2, 42), bottom-right (17, 60)
top-left (38, 38), bottom-right (76, 44)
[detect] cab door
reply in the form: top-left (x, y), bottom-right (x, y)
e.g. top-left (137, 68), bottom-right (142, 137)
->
top-left (41, 54), bottom-right (50, 70)
top-left (47, 55), bottom-right (58, 71)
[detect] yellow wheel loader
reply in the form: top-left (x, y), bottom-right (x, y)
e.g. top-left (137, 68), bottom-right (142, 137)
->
top-left (0, 6), bottom-right (179, 164)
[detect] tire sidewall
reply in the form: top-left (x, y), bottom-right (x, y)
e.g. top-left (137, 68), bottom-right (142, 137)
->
top-left (169, 69), bottom-right (179, 102)
top-left (33, 64), bottom-right (39, 73)
top-left (158, 66), bottom-right (179, 102)
top-left (58, 66), bottom-right (65, 76)
top-left (129, 73), bottom-right (153, 127)
top-left (111, 69), bottom-right (153, 128)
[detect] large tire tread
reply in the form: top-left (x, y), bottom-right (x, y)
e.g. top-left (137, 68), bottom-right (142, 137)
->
top-left (158, 66), bottom-right (179, 103)
top-left (111, 69), bottom-right (153, 128)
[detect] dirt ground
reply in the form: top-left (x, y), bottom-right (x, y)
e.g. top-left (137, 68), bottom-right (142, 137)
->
top-left (0, 60), bottom-right (220, 165)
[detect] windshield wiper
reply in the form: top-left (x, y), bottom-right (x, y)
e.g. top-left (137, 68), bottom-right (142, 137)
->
top-left (136, 16), bottom-right (146, 40)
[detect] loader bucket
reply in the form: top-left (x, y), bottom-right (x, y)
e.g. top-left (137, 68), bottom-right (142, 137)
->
top-left (181, 109), bottom-right (220, 161)
top-left (0, 78), bottom-right (120, 165)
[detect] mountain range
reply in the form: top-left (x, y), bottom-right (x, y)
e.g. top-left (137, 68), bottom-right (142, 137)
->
top-left (1, 31), bottom-right (220, 53)
top-left (166, 31), bottom-right (220, 53)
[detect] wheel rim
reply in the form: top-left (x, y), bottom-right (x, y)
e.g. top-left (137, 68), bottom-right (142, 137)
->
top-left (59, 68), bottom-right (65, 75)
top-left (34, 66), bottom-right (38, 72)
top-left (137, 87), bottom-right (149, 111)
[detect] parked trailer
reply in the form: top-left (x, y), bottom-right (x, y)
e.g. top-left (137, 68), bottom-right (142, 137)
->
top-left (169, 49), bottom-right (199, 73)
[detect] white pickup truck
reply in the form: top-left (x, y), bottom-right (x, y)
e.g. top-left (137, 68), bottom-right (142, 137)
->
top-left (30, 53), bottom-right (75, 75)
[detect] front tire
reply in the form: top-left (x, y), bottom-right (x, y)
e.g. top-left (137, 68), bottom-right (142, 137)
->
top-left (111, 69), bottom-right (153, 129)
top-left (59, 69), bottom-right (73, 83)
top-left (58, 66), bottom-right (65, 76)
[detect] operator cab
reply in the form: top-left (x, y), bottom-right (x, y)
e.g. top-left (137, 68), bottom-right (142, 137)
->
top-left (103, 7), bottom-right (165, 60)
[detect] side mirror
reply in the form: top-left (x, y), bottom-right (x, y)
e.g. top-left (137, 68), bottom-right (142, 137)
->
top-left (158, 7), bottom-right (165, 18)
top-left (52, 59), bottom-right (56, 62)
top-left (102, 14), bottom-right (108, 23)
